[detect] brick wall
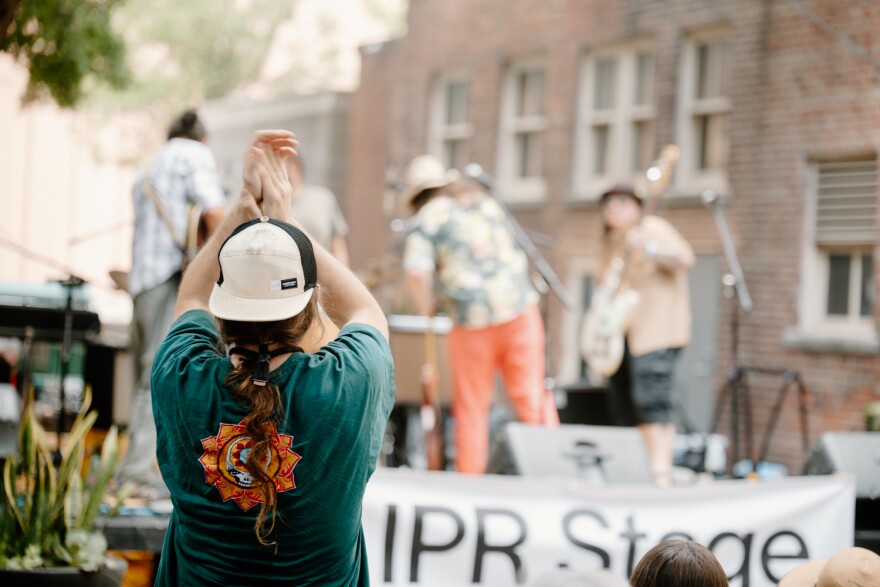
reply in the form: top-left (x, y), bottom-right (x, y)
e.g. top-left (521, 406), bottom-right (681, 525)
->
top-left (346, 0), bottom-right (880, 473)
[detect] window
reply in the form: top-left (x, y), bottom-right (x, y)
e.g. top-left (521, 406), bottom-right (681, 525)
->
top-left (497, 62), bottom-right (547, 202)
top-left (815, 160), bottom-right (876, 325)
top-left (676, 32), bottom-right (730, 195)
top-left (429, 77), bottom-right (473, 171)
top-left (572, 46), bottom-right (656, 200)
top-left (792, 158), bottom-right (878, 349)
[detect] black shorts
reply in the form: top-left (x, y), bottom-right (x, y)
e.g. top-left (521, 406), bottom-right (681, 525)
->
top-left (631, 347), bottom-right (681, 423)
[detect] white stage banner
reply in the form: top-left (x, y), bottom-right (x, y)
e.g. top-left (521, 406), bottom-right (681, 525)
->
top-left (363, 469), bottom-right (855, 587)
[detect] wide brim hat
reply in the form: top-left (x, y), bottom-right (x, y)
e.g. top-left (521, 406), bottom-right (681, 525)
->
top-left (209, 217), bottom-right (317, 322)
top-left (820, 547), bottom-right (880, 586)
top-left (779, 547), bottom-right (880, 587)
top-left (401, 154), bottom-right (460, 207)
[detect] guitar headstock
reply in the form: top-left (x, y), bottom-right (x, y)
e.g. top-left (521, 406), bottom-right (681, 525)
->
top-left (645, 144), bottom-right (680, 202)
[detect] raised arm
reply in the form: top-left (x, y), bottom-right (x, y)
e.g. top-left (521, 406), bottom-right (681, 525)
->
top-left (173, 131), bottom-right (298, 320)
top-left (247, 133), bottom-right (388, 340)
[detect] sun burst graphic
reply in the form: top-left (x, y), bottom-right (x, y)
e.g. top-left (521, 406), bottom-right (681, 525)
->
top-left (198, 420), bottom-right (301, 511)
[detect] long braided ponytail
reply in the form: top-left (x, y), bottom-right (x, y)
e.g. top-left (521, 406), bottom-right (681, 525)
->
top-left (217, 296), bottom-right (319, 545)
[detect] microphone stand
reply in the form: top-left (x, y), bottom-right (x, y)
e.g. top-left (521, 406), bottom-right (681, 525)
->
top-left (703, 191), bottom-right (753, 475)
top-left (703, 192), bottom-right (809, 477)
top-left (55, 275), bottom-right (85, 463)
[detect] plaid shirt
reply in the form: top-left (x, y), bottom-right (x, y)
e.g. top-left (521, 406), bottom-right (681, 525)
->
top-left (403, 192), bottom-right (538, 328)
top-left (129, 138), bottom-right (225, 297)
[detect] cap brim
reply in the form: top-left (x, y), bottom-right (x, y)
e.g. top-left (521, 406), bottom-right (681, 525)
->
top-left (209, 284), bottom-right (314, 322)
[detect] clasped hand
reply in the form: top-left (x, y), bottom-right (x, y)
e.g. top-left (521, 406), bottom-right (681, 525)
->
top-left (239, 130), bottom-right (299, 220)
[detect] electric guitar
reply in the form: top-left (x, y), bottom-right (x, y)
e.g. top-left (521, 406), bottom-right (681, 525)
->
top-left (579, 145), bottom-right (680, 379)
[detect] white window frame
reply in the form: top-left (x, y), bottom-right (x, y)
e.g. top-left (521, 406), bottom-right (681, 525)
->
top-left (792, 158), bottom-right (878, 349)
top-left (428, 74), bottom-right (473, 172)
top-left (496, 61), bottom-right (548, 203)
top-left (572, 42), bottom-right (657, 201)
top-left (675, 29), bottom-right (731, 196)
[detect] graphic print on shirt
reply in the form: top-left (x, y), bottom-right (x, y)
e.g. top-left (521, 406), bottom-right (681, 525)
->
top-left (198, 420), bottom-right (301, 511)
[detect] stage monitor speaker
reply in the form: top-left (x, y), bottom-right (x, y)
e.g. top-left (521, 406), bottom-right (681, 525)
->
top-left (486, 422), bottom-right (653, 484)
top-left (802, 432), bottom-right (880, 500)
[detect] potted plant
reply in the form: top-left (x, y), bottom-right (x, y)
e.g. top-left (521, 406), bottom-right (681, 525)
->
top-left (0, 387), bottom-right (128, 586)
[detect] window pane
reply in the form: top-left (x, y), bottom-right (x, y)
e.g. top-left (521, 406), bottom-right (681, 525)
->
top-left (635, 53), bottom-right (654, 106)
top-left (593, 58), bottom-right (616, 110)
top-left (517, 70), bottom-right (545, 117)
top-left (862, 253), bottom-right (874, 317)
top-left (696, 113), bottom-right (729, 171)
top-left (446, 81), bottom-right (469, 125)
top-left (593, 125), bottom-right (609, 174)
top-left (696, 44), bottom-right (709, 99)
top-left (632, 120), bottom-right (654, 173)
top-left (695, 42), bottom-right (725, 99)
top-left (515, 131), bottom-right (542, 178)
top-left (444, 139), bottom-right (466, 171)
top-left (827, 254), bottom-right (851, 316)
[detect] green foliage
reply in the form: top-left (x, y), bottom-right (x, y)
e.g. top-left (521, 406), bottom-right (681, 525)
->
top-left (1, 0), bottom-right (130, 108)
top-left (92, 0), bottom-right (293, 113)
top-left (0, 388), bottom-right (127, 570)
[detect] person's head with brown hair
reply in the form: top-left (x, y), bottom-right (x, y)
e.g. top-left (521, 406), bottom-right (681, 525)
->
top-left (630, 540), bottom-right (728, 587)
top-left (167, 108), bottom-right (207, 142)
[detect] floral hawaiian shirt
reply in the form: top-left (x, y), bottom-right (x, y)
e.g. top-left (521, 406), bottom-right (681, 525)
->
top-left (403, 192), bottom-right (538, 328)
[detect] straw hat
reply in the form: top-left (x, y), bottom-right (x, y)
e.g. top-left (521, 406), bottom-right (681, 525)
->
top-left (779, 547), bottom-right (880, 587)
top-left (401, 154), bottom-right (460, 208)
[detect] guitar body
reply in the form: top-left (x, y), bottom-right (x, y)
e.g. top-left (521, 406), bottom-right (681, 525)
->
top-left (579, 259), bottom-right (640, 378)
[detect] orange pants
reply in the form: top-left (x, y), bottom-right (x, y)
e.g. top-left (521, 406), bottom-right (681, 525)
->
top-left (448, 305), bottom-right (559, 474)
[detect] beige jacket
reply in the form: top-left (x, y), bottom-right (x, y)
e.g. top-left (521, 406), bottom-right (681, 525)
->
top-left (601, 215), bottom-right (694, 357)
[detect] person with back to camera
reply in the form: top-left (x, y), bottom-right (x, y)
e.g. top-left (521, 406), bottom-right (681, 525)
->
top-left (119, 108), bottom-right (227, 498)
top-left (401, 154), bottom-right (559, 475)
top-left (150, 130), bottom-right (395, 586)
top-left (629, 539), bottom-right (727, 587)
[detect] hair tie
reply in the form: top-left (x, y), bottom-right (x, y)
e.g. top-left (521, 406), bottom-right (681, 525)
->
top-left (252, 344), bottom-right (271, 387)
top-left (229, 344), bottom-right (302, 387)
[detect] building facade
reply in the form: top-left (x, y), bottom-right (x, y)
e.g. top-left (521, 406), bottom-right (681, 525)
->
top-left (345, 0), bottom-right (880, 473)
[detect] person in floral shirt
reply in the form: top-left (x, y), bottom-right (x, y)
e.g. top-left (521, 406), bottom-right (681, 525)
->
top-left (402, 155), bottom-right (559, 474)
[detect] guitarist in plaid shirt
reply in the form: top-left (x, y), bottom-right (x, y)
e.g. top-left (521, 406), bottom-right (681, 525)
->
top-left (120, 109), bottom-right (226, 498)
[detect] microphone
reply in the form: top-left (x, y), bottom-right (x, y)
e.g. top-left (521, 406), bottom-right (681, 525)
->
top-left (701, 190), bottom-right (721, 208)
top-left (463, 163), bottom-right (496, 190)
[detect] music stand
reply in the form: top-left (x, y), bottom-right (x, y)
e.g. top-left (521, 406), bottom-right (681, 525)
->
top-left (703, 192), bottom-right (810, 475)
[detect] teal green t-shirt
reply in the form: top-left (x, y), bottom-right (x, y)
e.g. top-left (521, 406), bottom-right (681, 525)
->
top-left (150, 310), bottom-right (395, 586)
